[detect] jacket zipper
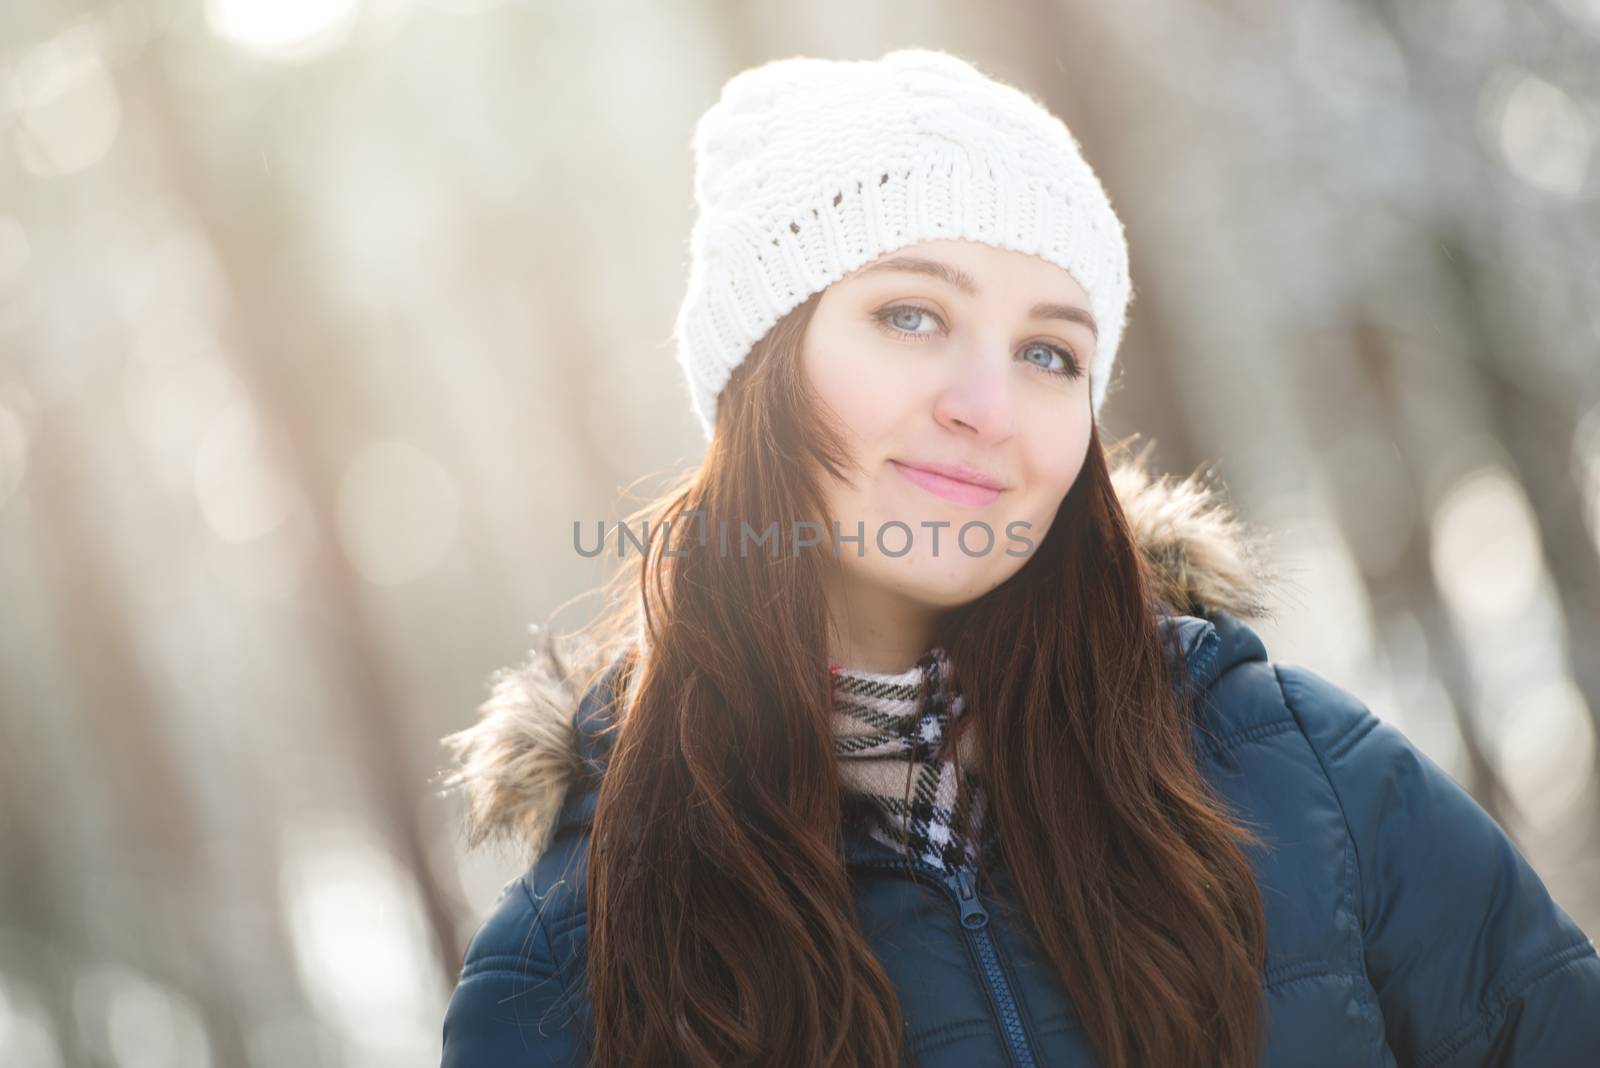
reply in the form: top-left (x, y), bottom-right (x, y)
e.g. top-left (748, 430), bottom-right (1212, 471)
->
top-left (851, 857), bottom-right (1040, 1068)
top-left (945, 867), bottom-right (1040, 1068)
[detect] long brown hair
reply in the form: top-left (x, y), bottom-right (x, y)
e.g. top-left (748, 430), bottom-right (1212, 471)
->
top-left (569, 290), bottom-right (1268, 1066)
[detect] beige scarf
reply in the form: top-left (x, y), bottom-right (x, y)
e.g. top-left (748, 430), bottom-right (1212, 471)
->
top-left (829, 646), bottom-right (989, 872)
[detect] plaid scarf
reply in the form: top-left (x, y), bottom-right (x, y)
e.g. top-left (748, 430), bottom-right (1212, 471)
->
top-left (830, 646), bottom-right (989, 873)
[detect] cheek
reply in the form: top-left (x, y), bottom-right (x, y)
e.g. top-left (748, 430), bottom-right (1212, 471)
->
top-left (802, 327), bottom-right (906, 451)
top-left (1019, 410), bottom-right (1091, 513)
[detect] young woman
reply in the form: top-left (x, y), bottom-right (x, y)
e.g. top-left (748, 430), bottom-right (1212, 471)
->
top-left (437, 49), bottom-right (1600, 1068)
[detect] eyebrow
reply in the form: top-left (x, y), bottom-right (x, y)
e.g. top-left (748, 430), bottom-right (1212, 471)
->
top-left (859, 255), bottom-right (1099, 340)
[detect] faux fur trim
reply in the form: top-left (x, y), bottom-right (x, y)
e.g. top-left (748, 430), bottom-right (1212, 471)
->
top-left (1111, 444), bottom-right (1280, 621)
top-left (436, 627), bottom-right (607, 862)
top-left (436, 447), bottom-right (1281, 861)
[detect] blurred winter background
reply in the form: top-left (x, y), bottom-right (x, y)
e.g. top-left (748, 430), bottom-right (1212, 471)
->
top-left (1, 0), bottom-right (1598, 1064)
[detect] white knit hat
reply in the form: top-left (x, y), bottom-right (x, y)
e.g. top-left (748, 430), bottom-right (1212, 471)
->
top-left (672, 47), bottom-right (1133, 441)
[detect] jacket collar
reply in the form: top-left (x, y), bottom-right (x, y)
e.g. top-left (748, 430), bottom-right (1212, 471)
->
top-left (548, 614), bottom-right (1229, 868)
top-left (439, 450), bottom-right (1282, 867)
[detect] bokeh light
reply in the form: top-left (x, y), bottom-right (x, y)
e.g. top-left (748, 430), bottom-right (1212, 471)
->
top-left (205, 0), bottom-right (365, 64)
top-left (12, 26), bottom-right (122, 178)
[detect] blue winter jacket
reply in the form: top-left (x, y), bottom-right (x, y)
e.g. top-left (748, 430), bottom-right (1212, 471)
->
top-left (438, 604), bottom-right (1600, 1066)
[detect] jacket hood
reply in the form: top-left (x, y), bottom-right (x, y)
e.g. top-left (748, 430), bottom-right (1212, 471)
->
top-left (437, 449), bottom-right (1285, 864)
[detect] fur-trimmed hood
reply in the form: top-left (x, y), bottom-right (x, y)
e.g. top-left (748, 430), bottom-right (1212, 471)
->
top-left (437, 451), bottom-right (1283, 865)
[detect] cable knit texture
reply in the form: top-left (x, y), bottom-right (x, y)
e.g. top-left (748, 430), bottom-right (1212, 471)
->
top-left (674, 48), bottom-right (1133, 439)
top-left (830, 646), bottom-right (989, 873)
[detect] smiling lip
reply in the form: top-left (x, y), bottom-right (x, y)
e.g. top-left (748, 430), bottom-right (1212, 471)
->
top-left (890, 459), bottom-right (1008, 507)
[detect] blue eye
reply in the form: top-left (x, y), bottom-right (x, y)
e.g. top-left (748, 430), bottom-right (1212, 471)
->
top-left (873, 304), bottom-right (1084, 381)
top-left (878, 305), bottom-right (939, 335)
top-left (1020, 342), bottom-right (1084, 380)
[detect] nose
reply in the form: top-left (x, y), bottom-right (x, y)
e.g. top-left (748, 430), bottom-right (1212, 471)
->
top-left (932, 344), bottom-right (1016, 442)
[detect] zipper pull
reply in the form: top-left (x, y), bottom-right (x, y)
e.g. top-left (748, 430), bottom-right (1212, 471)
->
top-left (945, 868), bottom-right (989, 930)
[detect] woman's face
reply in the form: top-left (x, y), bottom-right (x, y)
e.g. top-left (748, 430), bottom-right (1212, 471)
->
top-left (801, 238), bottom-right (1096, 611)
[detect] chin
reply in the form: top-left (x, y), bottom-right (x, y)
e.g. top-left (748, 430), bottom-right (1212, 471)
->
top-left (877, 568), bottom-right (1000, 611)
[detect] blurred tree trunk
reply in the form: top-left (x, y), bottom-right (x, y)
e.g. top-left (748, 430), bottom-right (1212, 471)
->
top-left (134, 64), bottom-right (467, 985)
top-left (28, 407), bottom-right (249, 1065)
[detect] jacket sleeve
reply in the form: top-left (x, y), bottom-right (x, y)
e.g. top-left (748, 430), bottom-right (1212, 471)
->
top-left (440, 877), bottom-right (585, 1068)
top-left (1277, 662), bottom-right (1600, 1068)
